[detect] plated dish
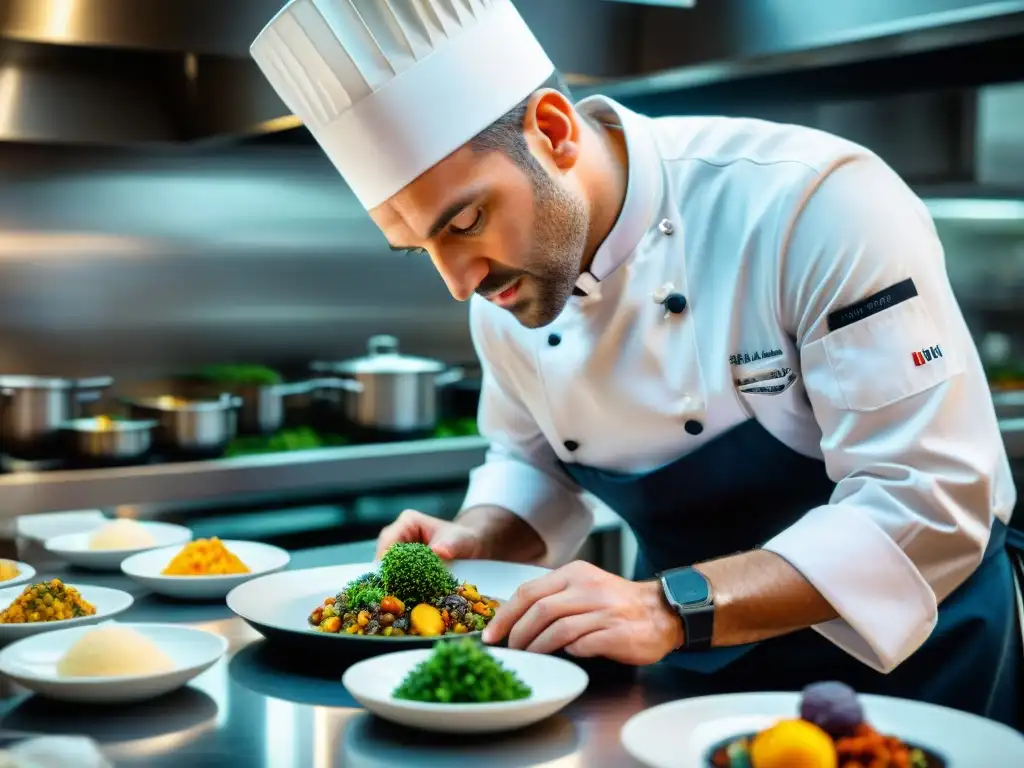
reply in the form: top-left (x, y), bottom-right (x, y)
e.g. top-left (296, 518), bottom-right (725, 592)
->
top-left (121, 539), bottom-right (290, 599)
top-left (161, 537), bottom-right (251, 576)
top-left (707, 683), bottom-right (942, 767)
top-left (0, 581), bottom-right (134, 640)
top-left (44, 519), bottom-right (193, 571)
top-left (308, 543), bottom-right (500, 638)
top-left (0, 559), bottom-right (36, 589)
top-left (342, 637), bottom-right (589, 733)
top-left (620, 688), bottom-right (1024, 768)
top-left (0, 621), bottom-right (227, 703)
top-left (0, 578), bottom-right (95, 624)
top-left (226, 557), bottom-right (550, 655)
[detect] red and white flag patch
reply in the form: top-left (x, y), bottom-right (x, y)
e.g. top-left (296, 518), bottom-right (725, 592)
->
top-left (912, 345), bottom-right (943, 367)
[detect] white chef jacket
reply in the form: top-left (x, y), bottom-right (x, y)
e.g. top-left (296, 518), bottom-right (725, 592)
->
top-left (460, 95), bottom-right (1016, 673)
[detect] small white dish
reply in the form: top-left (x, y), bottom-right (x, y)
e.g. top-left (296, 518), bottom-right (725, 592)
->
top-left (0, 583), bottom-right (134, 642)
top-left (16, 510), bottom-right (108, 542)
top-left (342, 647), bottom-right (589, 734)
top-left (121, 540), bottom-right (290, 599)
top-left (0, 621), bottom-right (228, 703)
top-left (0, 560), bottom-right (37, 590)
top-left (45, 521), bottom-right (193, 571)
top-left (620, 691), bottom-right (1024, 768)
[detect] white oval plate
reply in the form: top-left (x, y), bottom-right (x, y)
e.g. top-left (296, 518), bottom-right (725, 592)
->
top-left (620, 691), bottom-right (1024, 768)
top-left (45, 522), bottom-right (193, 571)
top-left (226, 559), bottom-right (548, 650)
top-left (342, 646), bottom-right (588, 733)
top-left (0, 561), bottom-right (37, 590)
top-left (121, 540), bottom-right (291, 599)
top-left (0, 583), bottom-right (134, 642)
top-left (0, 621), bottom-right (227, 703)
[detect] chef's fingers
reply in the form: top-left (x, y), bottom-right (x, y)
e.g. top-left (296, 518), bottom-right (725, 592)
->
top-left (482, 569), bottom-right (571, 643)
top-left (523, 607), bottom-right (608, 656)
top-left (562, 628), bottom-right (612, 659)
top-left (506, 589), bottom-right (590, 651)
top-left (374, 509), bottom-right (441, 559)
top-left (427, 528), bottom-right (476, 561)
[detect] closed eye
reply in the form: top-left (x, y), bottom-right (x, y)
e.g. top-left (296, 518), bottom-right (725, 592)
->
top-left (449, 207), bottom-right (484, 236)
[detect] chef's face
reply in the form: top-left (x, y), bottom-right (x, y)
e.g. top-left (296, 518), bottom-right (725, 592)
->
top-left (369, 91), bottom-right (589, 328)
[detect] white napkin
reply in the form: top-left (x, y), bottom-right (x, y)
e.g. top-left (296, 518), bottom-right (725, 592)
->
top-left (0, 736), bottom-right (112, 768)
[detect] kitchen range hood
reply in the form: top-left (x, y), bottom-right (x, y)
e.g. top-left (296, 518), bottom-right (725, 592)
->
top-left (0, 0), bottom-right (1022, 147)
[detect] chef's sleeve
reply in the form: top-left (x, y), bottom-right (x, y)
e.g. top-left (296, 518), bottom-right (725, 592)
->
top-left (762, 155), bottom-right (1016, 673)
top-left (459, 297), bottom-right (595, 567)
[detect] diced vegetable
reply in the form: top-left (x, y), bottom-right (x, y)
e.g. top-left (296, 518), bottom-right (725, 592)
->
top-left (379, 595), bottom-right (404, 615)
top-left (409, 604), bottom-right (445, 637)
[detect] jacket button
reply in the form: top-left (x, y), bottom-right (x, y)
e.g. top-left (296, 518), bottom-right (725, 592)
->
top-left (664, 292), bottom-right (687, 314)
top-left (684, 420), bottom-right (703, 436)
top-left (548, 333), bottom-right (561, 347)
top-left (658, 219), bottom-right (675, 235)
top-left (563, 440), bottom-right (579, 452)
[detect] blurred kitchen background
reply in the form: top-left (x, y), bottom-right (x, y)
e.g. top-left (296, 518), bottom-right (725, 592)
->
top-left (1, 0), bottom-right (1023, 570)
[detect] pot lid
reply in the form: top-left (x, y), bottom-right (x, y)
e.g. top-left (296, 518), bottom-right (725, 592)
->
top-left (335, 335), bottom-right (447, 375)
top-left (0, 375), bottom-right (113, 390)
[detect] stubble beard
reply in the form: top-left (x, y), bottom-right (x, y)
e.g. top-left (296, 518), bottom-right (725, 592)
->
top-left (511, 173), bottom-right (589, 329)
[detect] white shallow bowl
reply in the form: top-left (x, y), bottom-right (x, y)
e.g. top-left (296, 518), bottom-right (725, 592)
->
top-left (620, 691), bottom-right (1024, 768)
top-left (226, 559), bottom-right (549, 652)
top-left (15, 510), bottom-right (108, 542)
top-left (0, 621), bottom-right (228, 704)
top-left (0, 584), bottom-right (134, 642)
top-left (342, 646), bottom-right (588, 733)
top-left (121, 540), bottom-right (291, 599)
top-left (0, 560), bottom-right (37, 590)
top-left (44, 521), bottom-right (193, 571)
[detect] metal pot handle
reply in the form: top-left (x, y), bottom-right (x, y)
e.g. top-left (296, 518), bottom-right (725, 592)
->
top-left (271, 380), bottom-right (317, 398)
top-left (368, 334), bottom-right (399, 356)
top-left (332, 378), bottom-right (364, 394)
top-left (435, 367), bottom-right (465, 387)
top-left (75, 377), bottom-right (114, 390)
top-left (273, 378), bottom-right (364, 397)
top-left (72, 376), bottom-right (114, 405)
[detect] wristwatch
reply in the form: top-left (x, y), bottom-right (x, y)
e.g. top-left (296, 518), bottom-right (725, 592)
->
top-left (656, 566), bottom-right (715, 651)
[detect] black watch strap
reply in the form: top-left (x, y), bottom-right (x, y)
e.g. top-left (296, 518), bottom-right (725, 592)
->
top-left (657, 566), bottom-right (715, 651)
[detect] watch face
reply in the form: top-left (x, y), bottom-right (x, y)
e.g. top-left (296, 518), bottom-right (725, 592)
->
top-left (663, 569), bottom-right (710, 607)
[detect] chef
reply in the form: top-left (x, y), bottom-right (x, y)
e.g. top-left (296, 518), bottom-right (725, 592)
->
top-left (251, 0), bottom-right (1022, 725)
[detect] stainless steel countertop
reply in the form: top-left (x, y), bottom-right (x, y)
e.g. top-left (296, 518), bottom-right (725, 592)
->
top-left (0, 540), bottom-right (711, 768)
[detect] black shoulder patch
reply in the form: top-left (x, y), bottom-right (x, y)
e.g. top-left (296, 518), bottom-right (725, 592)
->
top-left (827, 278), bottom-right (918, 332)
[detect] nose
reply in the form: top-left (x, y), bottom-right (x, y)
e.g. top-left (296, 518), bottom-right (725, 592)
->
top-left (430, 250), bottom-right (488, 302)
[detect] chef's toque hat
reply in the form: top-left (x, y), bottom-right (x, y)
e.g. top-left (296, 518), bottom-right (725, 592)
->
top-left (250, 0), bottom-right (555, 210)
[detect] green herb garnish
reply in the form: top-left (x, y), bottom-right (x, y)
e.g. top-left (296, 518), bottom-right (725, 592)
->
top-left (193, 364), bottom-right (283, 386)
top-left (379, 542), bottom-right (458, 607)
top-left (341, 572), bottom-right (385, 611)
top-left (392, 638), bottom-right (531, 703)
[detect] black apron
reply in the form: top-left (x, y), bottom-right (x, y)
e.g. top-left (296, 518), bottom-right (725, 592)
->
top-left (561, 418), bottom-right (1022, 728)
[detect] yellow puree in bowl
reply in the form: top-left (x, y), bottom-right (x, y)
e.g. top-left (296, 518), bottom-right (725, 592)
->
top-left (162, 537), bottom-right (250, 576)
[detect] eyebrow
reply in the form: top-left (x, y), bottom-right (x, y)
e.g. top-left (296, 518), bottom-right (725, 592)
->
top-left (387, 193), bottom-right (479, 252)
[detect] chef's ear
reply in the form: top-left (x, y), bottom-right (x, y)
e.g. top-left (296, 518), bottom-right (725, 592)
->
top-left (524, 88), bottom-right (580, 172)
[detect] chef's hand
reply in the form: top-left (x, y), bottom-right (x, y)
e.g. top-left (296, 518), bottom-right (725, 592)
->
top-left (374, 509), bottom-right (485, 561)
top-left (482, 560), bottom-right (684, 665)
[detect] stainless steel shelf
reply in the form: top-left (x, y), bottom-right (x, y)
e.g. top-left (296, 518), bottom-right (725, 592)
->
top-left (0, 436), bottom-right (489, 518)
top-left (3, 420), bottom-right (1021, 519)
